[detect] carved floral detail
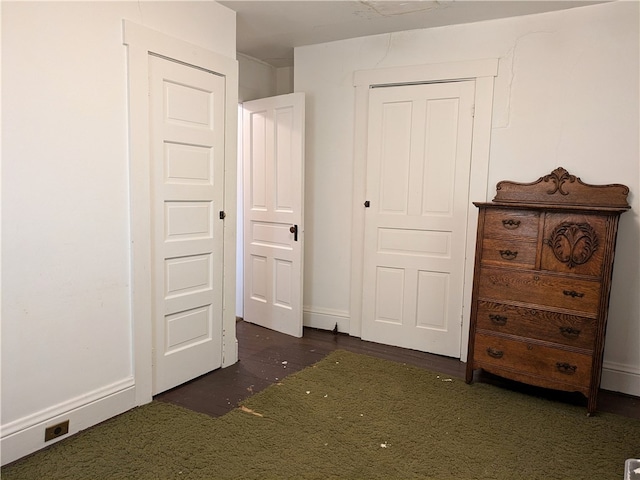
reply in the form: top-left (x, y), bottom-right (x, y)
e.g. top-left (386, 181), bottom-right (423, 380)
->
top-left (543, 167), bottom-right (576, 196)
top-left (549, 222), bottom-right (599, 268)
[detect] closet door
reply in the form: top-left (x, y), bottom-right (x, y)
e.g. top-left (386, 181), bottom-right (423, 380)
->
top-left (361, 81), bottom-right (475, 357)
top-left (149, 55), bottom-right (225, 394)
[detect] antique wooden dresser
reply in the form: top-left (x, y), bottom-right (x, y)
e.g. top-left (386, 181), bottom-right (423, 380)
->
top-left (465, 167), bottom-right (630, 414)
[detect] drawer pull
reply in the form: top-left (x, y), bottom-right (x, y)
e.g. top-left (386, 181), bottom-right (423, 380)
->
top-left (499, 250), bottom-right (518, 260)
top-left (559, 326), bottom-right (581, 339)
top-left (501, 219), bottom-right (521, 229)
top-left (489, 314), bottom-right (507, 326)
top-left (563, 290), bottom-right (585, 298)
top-left (486, 347), bottom-right (504, 359)
top-left (556, 362), bottom-right (577, 375)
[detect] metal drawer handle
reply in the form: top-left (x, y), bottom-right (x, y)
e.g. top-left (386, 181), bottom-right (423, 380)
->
top-left (486, 347), bottom-right (504, 359)
top-left (502, 219), bottom-right (521, 229)
top-left (563, 290), bottom-right (585, 298)
top-left (489, 314), bottom-right (507, 326)
top-left (559, 326), bottom-right (581, 339)
top-left (499, 250), bottom-right (518, 260)
top-left (556, 362), bottom-right (577, 375)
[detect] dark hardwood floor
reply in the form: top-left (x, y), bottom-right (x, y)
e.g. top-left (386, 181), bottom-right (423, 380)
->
top-left (156, 320), bottom-right (640, 419)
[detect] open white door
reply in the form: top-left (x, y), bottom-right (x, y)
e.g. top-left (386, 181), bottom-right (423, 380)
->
top-left (242, 93), bottom-right (305, 337)
top-left (361, 81), bottom-right (475, 357)
top-left (149, 55), bottom-right (225, 394)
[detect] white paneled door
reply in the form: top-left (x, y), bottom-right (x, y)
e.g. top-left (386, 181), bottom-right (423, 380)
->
top-left (149, 55), bottom-right (225, 394)
top-left (242, 93), bottom-right (305, 337)
top-left (361, 81), bottom-right (475, 357)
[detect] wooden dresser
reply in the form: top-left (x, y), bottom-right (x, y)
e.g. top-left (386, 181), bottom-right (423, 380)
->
top-left (465, 167), bottom-right (630, 414)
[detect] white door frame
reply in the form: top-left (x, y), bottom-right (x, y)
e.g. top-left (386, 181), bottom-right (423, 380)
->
top-left (123, 21), bottom-right (238, 406)
top-left (350, 59), bottom-right (498, 361)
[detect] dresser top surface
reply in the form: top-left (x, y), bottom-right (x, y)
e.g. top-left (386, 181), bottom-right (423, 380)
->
top-left (473, 201), bottom-right (629, 214)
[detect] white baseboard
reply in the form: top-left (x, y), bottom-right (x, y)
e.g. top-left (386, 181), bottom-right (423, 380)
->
top-left (1, 377), bottom-right (137, 466)
top-left (303, 307), bottom-right (350, 333)
top-left (601, 361), bottom-right (640, 397)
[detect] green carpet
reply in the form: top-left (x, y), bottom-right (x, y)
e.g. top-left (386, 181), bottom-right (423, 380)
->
top-left (3, 350), bottom-right (639, 479)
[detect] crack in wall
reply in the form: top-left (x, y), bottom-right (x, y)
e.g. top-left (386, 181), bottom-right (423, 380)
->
top-left (375, 33), bottom-right (394, 68)
top-left (495, 30), bottom-right (555, 130)
top-left (137, 0), bottom-right (144, 24)
top-left (359, 0), bottom-right (443, 18)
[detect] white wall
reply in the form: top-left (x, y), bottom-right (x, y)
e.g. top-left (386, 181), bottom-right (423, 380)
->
top-left (295, 1), bottom-right (639, 395)
top-left (276, 66), bottom-right (294, 96)
top-left (1, 0), bottom-right (236, 464)
top-left (238, 53), bottom-right (277, 102)
top-left (238, 53), bottom-right (294, 103)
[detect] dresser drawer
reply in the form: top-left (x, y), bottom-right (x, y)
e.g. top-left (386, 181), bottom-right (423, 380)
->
top-left (475, 301), bottom-right (596, 350)
top-left (474, 333), bottom-right (592, 387)
top-left (478, 267), bottom-right (601, 315)
top-left (483, 209), bottom-right (540, 241)
top-left (481, 238), bottom-right (537, 269)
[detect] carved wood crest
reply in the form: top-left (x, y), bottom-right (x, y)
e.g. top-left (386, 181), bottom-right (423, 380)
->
top-left (548, 222), bottom-right (599, 268)
top-left (542, 167), bottom-right (576, 196)
top-left (492, 167), bottom-right (630, 209)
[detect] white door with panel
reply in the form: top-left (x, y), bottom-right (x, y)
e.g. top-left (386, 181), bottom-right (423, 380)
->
top-left (149, 55), bottom-right (225, 394)
top-left (361, 81), bottom-right (475, 357)
top-left (242, 93), bottom-right (305, 337)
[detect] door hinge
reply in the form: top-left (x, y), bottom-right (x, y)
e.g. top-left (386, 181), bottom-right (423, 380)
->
top-left (219, 211), bottom-right (226, 220)
top-left (471, 104), bottom-right (475, 118)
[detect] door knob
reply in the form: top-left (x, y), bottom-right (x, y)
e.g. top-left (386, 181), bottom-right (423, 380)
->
top-left (290, 225), bottom-right (298, 241)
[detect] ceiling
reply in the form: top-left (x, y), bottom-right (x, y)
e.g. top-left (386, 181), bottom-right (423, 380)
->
top-left (219, 0), bottom-right (606, 68)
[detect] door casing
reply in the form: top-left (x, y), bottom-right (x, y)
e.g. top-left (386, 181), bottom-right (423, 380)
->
top-left (350, 59), bottom-right (498, 362)
top-left (123, 21), bottom-right (239, 406)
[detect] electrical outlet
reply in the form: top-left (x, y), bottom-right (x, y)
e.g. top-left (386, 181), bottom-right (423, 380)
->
top-left (44, 420), bottom-right (69, 442)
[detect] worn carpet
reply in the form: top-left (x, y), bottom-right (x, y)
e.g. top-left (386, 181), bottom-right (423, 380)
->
top-left (3, 350), bottom-right (639, 479)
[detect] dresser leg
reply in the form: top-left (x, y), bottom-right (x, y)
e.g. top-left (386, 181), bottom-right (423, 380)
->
top-left (587, 394), bottom-right (597, 416)
top-left (465, 365), bottom-right (474, 384)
